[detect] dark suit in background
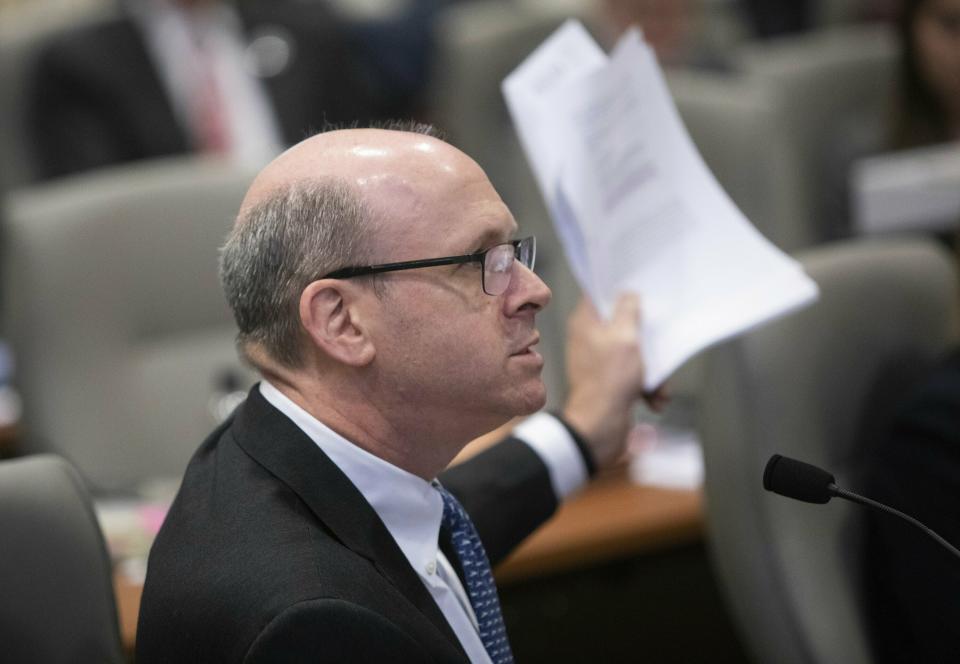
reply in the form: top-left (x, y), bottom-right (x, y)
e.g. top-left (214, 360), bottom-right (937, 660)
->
top-left (26, 0), bottom-right (406, 180)
top-left (136, 386), bottom-right (559, 663)
top-left (862, 348), bottom-right (960, 663)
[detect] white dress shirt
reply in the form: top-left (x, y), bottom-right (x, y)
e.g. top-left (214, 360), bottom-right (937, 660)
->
top-left (258, 380), bottom-right (587, 663)
top-left (131, 0), bottom-right (284, 167)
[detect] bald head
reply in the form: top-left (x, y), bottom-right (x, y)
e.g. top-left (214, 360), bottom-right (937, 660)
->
top-left (221, 126), bottom-right (508, 370)
top-left (240, 128), bottom-right (486, 231)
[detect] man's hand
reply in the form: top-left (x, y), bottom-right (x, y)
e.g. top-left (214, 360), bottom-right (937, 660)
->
top-left (561, 293), bottom-right (668, 470)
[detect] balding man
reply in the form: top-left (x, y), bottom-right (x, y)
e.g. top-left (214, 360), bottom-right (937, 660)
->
top-left (136, 124), bottom-right (660, 663)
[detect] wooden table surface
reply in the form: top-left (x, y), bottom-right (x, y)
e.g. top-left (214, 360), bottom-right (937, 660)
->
top-left (496, 466), bottom-right (703, 584)
top-left (113, 467), bottom-right (703, 652)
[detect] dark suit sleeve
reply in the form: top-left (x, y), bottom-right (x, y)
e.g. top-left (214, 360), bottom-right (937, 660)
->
top-left (25, 19), bottom-right (187, 181)
top-left (27, 40), bottom-right (130, 180)
top-left (244, 598), bottom-right (433, 663)
top-left (439, 437), bottom-right (558, 566)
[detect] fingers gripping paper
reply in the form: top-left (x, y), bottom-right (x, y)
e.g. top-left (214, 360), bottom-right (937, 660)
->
top-left (502, 21), bottom-right (819, 390)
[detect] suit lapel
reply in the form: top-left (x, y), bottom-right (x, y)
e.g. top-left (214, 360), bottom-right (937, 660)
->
top-left (232, 387), bottom-right (468, 661)
top-left (110, 17), bottom-right (191, 156)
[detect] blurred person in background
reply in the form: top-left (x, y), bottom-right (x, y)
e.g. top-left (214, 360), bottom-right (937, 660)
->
top-left (859, 253), bottom-right (960, 662)
top-left (891, 0), bottom-right (960, 148)
top-left (857, 7), bottom-right (960, 653)
top-left (26, 0), bottom-right (411, 180)
top-left (595, 0), bottom-right (741, 70)
top-left (823, 0), bottom-right (960, 238)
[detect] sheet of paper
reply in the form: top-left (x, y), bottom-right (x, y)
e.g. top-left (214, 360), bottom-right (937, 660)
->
top-left (852, 143), bottom-right (960, 235)
top-left (502, 20), bottom-right (607, 202)
top-left (503, 20), bottom-right (607, 298)
top-left (629, 425), bottom-right (704, 490)
top-left (503, 23), bottom-right (819, 389)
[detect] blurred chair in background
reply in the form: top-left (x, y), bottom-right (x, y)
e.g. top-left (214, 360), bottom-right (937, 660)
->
top-left (666, 69), bottom-right (798, 250)
top-left (22, 0), bottom-right (405, 182)
top-left (698, 236), bottom-right (959, 664)
top-left (734, 22), bottom-right (898, 247)
top-left (0, 454), bottom-right (124, 663)
top-left (3, 158), bottom-right (258, 493)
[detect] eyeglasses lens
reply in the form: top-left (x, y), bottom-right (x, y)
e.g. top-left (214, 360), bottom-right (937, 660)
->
top-left (519, 237), bottom-right (535, 271)
top-left (483, 244), bottom-right (515, 295)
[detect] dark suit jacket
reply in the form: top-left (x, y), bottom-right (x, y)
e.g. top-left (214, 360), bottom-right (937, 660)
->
top-left (27, 0), bottom-right (405, 181)
top-left (861, 348), bottom-right (960, 663)
top-left (136, 386), bottom-right (559, 663)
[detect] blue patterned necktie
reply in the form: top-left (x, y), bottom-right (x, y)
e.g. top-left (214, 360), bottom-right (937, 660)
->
top-left (435, 484), bottom-right (515, 664)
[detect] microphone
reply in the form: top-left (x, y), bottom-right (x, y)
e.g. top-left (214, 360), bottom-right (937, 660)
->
top-left (763, 454), bottom-right (960, 560)
top-left (763, 454), bottom-right (835, 504)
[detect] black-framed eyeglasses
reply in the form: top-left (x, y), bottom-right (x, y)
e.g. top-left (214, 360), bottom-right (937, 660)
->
top-left (323, 236), bottom-right (536, 296)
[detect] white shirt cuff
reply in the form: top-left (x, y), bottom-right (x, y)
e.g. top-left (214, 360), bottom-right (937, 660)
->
top-left (513, 412), bottom-right (589, 501)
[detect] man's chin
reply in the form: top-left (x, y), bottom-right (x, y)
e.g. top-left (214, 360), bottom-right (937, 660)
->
top-left (511, 381), bottom-right (548, 416)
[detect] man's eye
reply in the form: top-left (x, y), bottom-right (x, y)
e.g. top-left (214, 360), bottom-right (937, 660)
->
top-left (452, 261), bottom-right (479, 273)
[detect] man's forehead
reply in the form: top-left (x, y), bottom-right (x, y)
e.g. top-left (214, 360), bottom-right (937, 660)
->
top-left (241, 129), bottom-right (466, 214)
top-left (372, 184), bottom-right (517, 259)
top-left (242, 128), bottom-right (518, 254)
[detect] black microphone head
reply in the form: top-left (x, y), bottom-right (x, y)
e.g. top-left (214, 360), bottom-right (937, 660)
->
top-left (763, 454), bottom-right (836, 504)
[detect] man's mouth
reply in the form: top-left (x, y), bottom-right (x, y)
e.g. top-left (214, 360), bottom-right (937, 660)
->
top-left (510, 335), bottom-right (541, 356)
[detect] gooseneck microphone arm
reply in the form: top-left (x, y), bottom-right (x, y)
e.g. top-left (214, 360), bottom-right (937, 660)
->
top-left (827, 483), bottom-right (960, 560)
top-left (763, 454), bottom-right (960, 561)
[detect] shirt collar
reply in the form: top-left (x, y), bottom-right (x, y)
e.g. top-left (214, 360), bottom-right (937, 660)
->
top-left (258, 381), bottom-right (444, 580)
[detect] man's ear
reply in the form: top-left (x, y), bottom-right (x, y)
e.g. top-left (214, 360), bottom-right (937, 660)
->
top-left (299, 280), bottom-right (376, 366)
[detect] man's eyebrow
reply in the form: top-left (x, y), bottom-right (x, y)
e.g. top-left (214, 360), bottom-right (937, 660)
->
top-left (468, 226), bottom-right (516, 252)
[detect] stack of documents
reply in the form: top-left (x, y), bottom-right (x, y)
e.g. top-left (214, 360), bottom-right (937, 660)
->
top-left (503, 21), bottom-right (819, 389)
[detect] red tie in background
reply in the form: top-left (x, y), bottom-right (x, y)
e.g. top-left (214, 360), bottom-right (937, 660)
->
top-left (191, 36), bottom-right (230, 154)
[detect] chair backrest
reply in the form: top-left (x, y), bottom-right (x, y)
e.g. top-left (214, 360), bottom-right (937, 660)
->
top-left (0, 454), bottom-right (124, 663)
top-left (0, 0), bottom-right (114, 189)
top-left (666, 68), bottom-right (805, 251)
top-left (736, 23), bottom-right (898, 247)
top-left (4, 157), bottom-right (259, 492)
top-left (698, 236), bottom-right (959, 664)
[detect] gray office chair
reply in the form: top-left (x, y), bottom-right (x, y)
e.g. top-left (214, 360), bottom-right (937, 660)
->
top-left (666, 69), bottom-right (803, 253)
top-left (0, 454), bottom-right (124, 663)
top-left (4, 157), bottom-right (259, 493)
top-left (733, 23), bottom-right (898, 249)
top-left (698, 237), bottom-right (959, 664)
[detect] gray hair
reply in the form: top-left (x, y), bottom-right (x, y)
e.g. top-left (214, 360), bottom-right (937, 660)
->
top-left (219, 178), bottom-right (374, 368)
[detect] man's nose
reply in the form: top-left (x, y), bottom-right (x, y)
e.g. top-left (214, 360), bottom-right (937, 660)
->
top-left (507, 263), bottom-right (551, 313)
